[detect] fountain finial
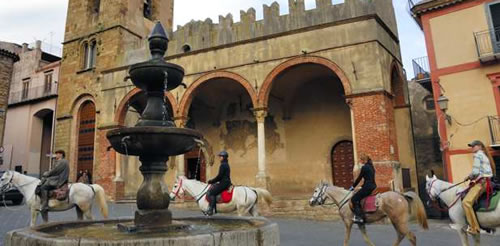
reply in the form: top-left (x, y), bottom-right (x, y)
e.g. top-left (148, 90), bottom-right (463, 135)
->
top-left (149, 21), bottom-right (169, 59)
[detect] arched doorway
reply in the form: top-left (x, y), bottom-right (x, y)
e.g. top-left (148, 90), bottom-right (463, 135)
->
top-left (31, 109), bottom-right (54, 176)
top-left (331, 140), bottom-right (354, 189)
top-left (77, 101), bottom-right (96, 180)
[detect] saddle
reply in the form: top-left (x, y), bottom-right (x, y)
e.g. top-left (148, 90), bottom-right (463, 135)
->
top-left (50, 183), bottom-right (70, 201)
top-left (206, 185), bottom-right (234, 204)
top-left (350, 187), bottom-right (390, 213)
top-left (35, 183), bottom-right (70, 201)
top-left (461, 180), bottom-right (500, 212)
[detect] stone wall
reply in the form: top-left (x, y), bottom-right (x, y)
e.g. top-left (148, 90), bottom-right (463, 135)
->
top-left (0, 49), bottom-right (19, 157)
top-left (168, 0), bottom-right (398, 56)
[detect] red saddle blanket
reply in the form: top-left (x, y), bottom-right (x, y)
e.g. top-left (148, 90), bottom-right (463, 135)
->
top-left (362, 195), bottom-right (377, 213)
top-left (206, 186), bottom-right (234, 204)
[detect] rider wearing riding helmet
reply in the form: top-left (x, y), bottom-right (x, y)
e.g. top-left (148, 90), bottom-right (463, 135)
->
top-left (206, 150), bottom-right (232, 216)
top-left (462, 140), bottom-right (496, 235)
top-left (349, 153), bottom-right (377, 224)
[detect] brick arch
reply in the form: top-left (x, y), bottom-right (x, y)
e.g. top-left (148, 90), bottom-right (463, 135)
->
top-left (390, 60), bottom-right (405, 107)
top-left (258, 56), bottom-right (352, 108)
top-left (115, 88), bottom-right (178, 125)
top-left (178, 71), bottom-right (258, 117)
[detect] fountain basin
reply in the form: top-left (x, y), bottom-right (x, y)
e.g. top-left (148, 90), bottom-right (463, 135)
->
top-left (129, 60), bottom-right (185, 91)
top-left (107, 126), bottom-right (202, 156)
top-left (5, 217), bottom-right (279, 246)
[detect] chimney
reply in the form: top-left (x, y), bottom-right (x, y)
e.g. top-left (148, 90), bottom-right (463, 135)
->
top-left (22, 43), bottom-right (28, 53)
top-left (35, 40), bottom-right (42, 51)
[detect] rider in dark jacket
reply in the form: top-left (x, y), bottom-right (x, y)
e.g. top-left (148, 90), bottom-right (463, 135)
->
top-left (350, 153), bottom-right (377, 224)
top-left (206, 150), bottom-right (231, 216)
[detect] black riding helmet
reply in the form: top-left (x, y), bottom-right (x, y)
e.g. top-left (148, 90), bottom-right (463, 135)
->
top-left (218, 150), bottom-right (229, 158)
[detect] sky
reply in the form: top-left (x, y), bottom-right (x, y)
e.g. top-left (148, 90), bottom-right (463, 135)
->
top-left (0, 0), bottom-right (427, 77)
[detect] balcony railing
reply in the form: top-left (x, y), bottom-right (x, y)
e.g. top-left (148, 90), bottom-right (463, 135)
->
top-left (412, 56), bottom-right (431, 82)
top-left (8, 84), bottom-right (58, 105)
top-left (489, 116), bottom-right (500, 147)
top-left (474, 27), bottom-right (500, 63)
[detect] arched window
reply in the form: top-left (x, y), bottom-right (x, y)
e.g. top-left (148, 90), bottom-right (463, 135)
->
top-left (144, 0), bottom-right (152, 20)
top-left (82, 40), bottom-right (97, 69)
top-left (91, 0), bottom-right (100, 14)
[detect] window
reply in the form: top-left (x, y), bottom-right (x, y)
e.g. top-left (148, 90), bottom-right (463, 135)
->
top-left (488, 2), bottom-right (500, 53)
top-left (144, 0), bottom-right (152, 20)
top-left (182, 44), bottom-right (191, 53)
top-left (22, 78), bottom-right (30, 100)
top-left (423, 96), bottom-right (435, 111)
top-left (82, 40), bottom-right (97, 69)
top-left (44, 73), bottom-right (52, 94)
top-left (91, 0), bottom-right (100, 14)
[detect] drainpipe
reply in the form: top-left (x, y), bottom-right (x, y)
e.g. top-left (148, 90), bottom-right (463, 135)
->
top-left (49, 81), bottom-right (58, 170)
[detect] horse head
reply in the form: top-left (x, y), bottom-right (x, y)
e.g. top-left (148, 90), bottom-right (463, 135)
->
top-left (169, 176), bottom-right (186, 201)
top-left (0, 171), bottom-right (15, 192)
top-left (309, 181), bottom-right (329, 206)
top-left (425, 174), bottom-right (440, 201)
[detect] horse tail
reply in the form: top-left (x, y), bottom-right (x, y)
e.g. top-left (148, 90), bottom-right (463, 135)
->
top-left (90, 184), bottom-right (108, 219)
top-left (403, 191), bottom-right (428, 230)
top-left (253, 188), bottom-right (272, 206)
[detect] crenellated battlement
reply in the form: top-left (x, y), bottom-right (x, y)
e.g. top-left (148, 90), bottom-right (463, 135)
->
top-left (167, 0), bottom-right (398, 55)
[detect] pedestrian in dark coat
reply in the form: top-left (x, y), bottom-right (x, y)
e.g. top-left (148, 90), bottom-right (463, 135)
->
top-left (206, 150), bottom-right (231, 215)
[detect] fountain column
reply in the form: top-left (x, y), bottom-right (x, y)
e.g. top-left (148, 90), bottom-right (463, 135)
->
top-left (254, 108), bottom-right (270, 190)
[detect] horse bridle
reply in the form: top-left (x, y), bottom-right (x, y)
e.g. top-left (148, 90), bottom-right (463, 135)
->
top-left (172, 178), bottom-right (184, 199)
top-left (426, 178), bottom-right (463, 210)
top-left (172, 179), bottom-right (211, 204)
top-left (0, 171), bottom-right (15, 193)
top-left (311, 183), bottom-right (329, 206)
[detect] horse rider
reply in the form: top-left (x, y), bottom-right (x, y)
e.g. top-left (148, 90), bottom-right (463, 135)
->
top-left (462, 140), bottom-right (496, 235)
top-left (40, 150), bottom-right (70, 212)
top-left (206, 150), bottom-right (232, 216)
top-left (349, 153), bottom-right (377, 224)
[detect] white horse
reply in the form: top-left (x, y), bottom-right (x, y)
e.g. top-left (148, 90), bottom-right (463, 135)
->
top-left (0, 171), bottom-right (108, 226)
top-left (170, 176), bottom-right (272, 216)
top-left (426, 175), bottom-right (500, 246)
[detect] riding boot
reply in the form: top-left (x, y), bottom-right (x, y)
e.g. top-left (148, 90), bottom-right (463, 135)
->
top-left (207, 195), bottom-right (216, 216)
top-left (353, 203), bottom-right (364, 224)
top-left (41, 189), bottom-right (49, 212)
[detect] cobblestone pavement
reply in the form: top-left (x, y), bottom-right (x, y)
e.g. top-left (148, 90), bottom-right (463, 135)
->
top-left (1, 201), bottom-right (498, 246)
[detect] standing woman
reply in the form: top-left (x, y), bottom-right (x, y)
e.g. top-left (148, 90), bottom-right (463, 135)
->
top-left (462, 140), bottom-right (495, 235)
top-left (206, 150), bottom-right (232, 216)
top-left (349, 153), bottom-right (377, 224)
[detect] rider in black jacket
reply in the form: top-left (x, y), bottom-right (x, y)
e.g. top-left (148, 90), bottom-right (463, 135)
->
top-left (350, 153), bottom-right (377, 224)
top-left (206, 150), bottom-right (232, 216)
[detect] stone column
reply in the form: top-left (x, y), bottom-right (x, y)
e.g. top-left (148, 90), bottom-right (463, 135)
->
top-left (174, 116), bottom-right (188, 177)
top-left (349, 92), bottom-right (401, 189)
top-left (253, 108), bottom-right (270, 190)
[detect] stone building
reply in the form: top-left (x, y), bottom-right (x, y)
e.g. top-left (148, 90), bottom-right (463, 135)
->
top-left (0, 44), bottom-right (19, 168)
top-left (55, 0), bottom-right (416, 215)
top-left (0, 41), bottom-right (60, 175)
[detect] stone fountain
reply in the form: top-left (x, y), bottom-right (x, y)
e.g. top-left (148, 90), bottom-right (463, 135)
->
top-left (5, 22), bottom-right (279, 246)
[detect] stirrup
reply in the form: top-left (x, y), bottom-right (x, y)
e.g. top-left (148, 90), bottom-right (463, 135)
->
top-left (352, 216), bottom-right (364, 224)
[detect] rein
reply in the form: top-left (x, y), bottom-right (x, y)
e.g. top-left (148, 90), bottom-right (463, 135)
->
top-left (427, 179), bottom-right (466, 211)
top-left (337, 190), bottom-right (354, 210)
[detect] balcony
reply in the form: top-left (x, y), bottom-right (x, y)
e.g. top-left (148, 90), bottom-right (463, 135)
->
top-left (474, 28), bottom-right (500, 63)
top-left (8, 84), bottom-right (58, 105)
top-left (412, 56), bottom-right (432, 92)
top-left (489, 116), bottom-right (500, 147)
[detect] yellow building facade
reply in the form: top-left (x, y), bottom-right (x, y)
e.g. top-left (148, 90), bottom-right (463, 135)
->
top-left (411, 0), bottom-right (500, 182)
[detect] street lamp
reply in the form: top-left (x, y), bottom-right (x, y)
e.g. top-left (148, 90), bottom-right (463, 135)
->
top-left (437, 95), bottom-right (452, 124)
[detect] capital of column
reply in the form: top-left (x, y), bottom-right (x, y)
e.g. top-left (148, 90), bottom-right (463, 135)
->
top-left (252, 107), bottom-right (268, 123)
top-left (173, 116), bottom-right (189, 128)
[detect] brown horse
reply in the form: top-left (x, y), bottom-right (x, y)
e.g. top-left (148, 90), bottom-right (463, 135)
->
top-left (309, 181), bottom-right (428, 246)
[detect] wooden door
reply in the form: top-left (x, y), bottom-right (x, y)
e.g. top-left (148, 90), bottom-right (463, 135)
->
top-left (331, 141), bottom-right (354, 189)
top-left (184, 148), bottom-right (206, 182)
top-left (77, 101), bottom-right (96, 177)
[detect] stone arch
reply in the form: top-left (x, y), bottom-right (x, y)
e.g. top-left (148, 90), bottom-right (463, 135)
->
top-left (259, 56), bottom-right (352, 107)
top-left (390, 60), bottom-right (406, 107)
top-left (30, 108), bottom-right (54, 176)
top-left (178, 71), bottom-right (258, 117)
top-left (115, 88), bottom-right (178, 125)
